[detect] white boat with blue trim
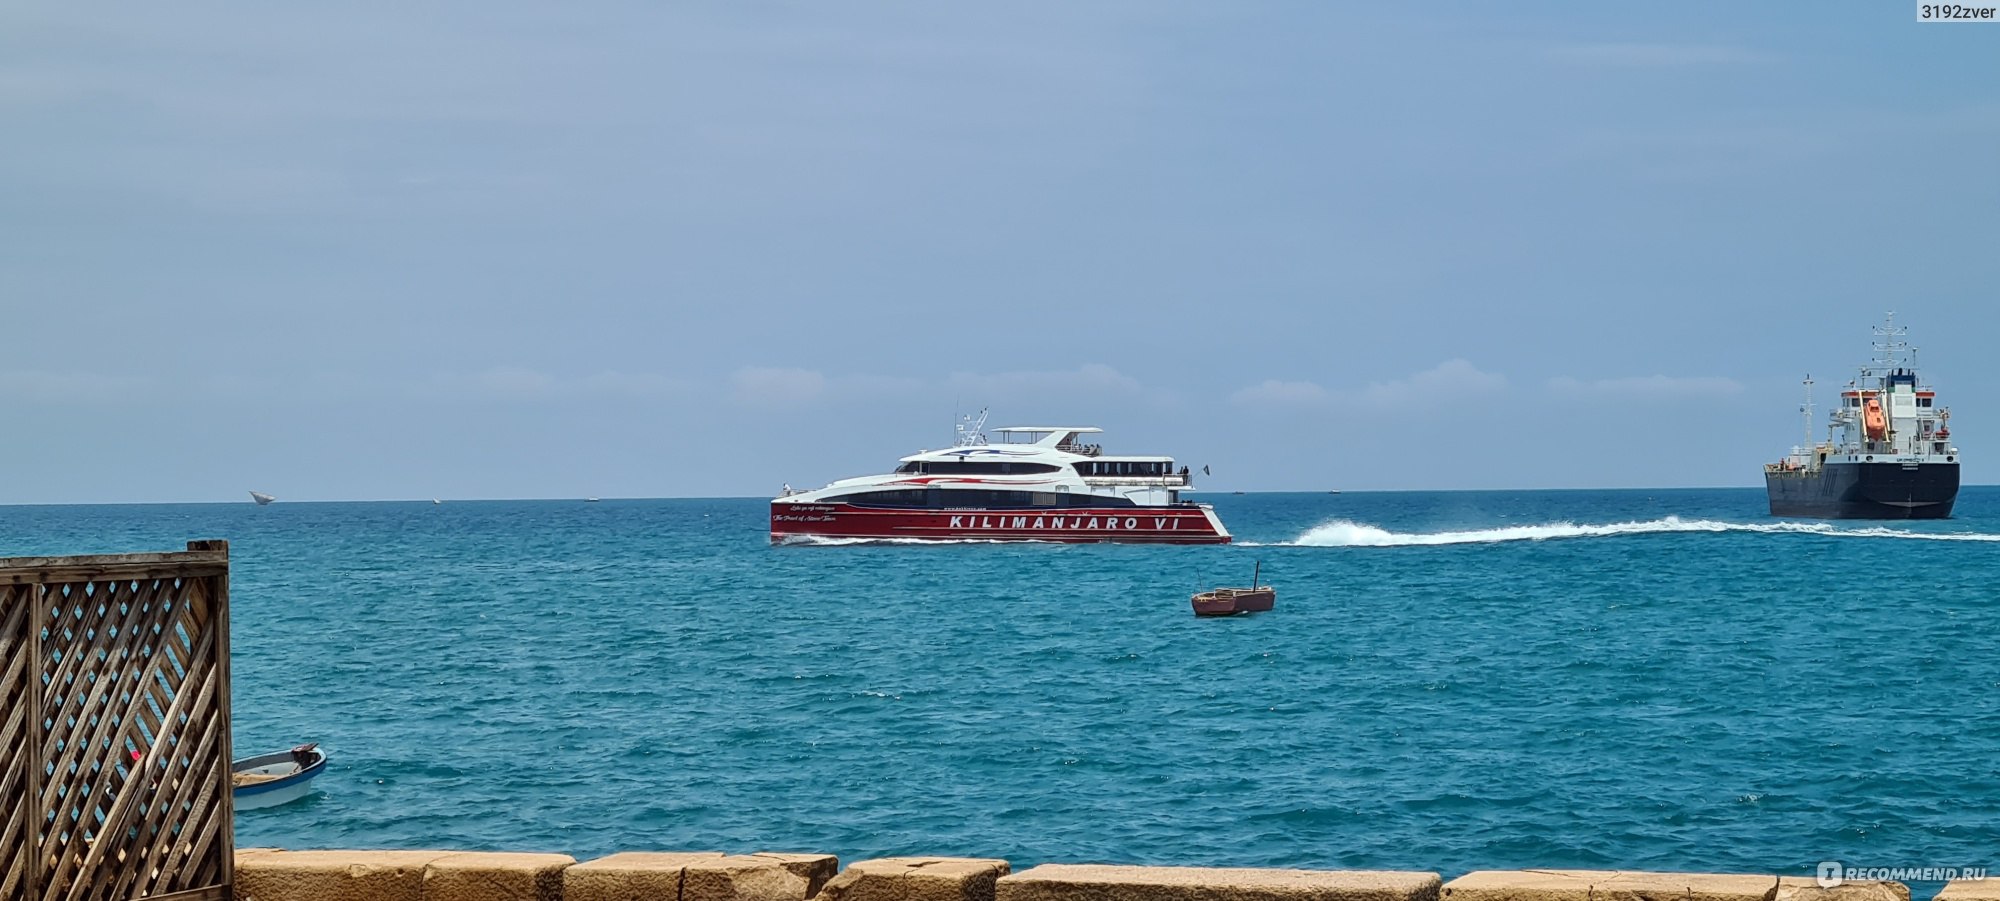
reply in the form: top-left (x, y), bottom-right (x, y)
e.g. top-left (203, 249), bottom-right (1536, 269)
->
top-left (231, 743), bottom-right (326, 810)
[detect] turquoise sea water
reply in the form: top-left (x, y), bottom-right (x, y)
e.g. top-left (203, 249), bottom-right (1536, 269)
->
top-left (4, 489), bottom-right (1998, 890)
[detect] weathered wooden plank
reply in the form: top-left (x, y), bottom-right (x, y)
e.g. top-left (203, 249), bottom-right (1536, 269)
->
top-left (4, 546), bottom-right (230, 901)
top-left (58, 620), bottom-right (218, 901)
top-left (205, 550), bottom-right (235, 901)
top-left (0, 565), bottom-right (227, 587)
top-left (34, 576), bottom-right (169, 809)
top-left (2, 583), bottom-right (36, 901)
top-left (0, 550), bottom-right (227, 572)
top-left (115, 612), bottom-right (228, 900)
top-left (121, 682), bottom-right (225, 898)
top-left (24, 582), bottom-right (44, 901)
top-left (34, 576), bottom-right (178, 821)
top-left (139, 884), bottom-right (229, 901)
top-left (45, 578), bottom-right (174, 789)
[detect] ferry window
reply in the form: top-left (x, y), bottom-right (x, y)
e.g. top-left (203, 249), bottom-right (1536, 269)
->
top-left (838, 489), bottom-right (931, 507)
top-left (940, 489), bottom-right (1055, 508)
top-left (921, 489), bottom-right (1138, 509)
top-left (1918, 398), bottom-right (1933, 407)
top-left (894, 463), bottom-right (920, 473)
top-left (921, 461), bottom-right (1060, 475)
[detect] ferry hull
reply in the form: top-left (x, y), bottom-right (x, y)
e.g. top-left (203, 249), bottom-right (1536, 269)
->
top-left (1765, 462), bottom-right (1959, 519)
top-left (771, 503), bottom-right (1230, 544)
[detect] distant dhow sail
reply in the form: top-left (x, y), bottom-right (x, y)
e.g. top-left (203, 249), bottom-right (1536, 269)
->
top-left (249, 491), bottom-right (276, 506)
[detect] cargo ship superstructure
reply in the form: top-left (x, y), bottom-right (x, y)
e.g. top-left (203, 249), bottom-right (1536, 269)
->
top-left (1765, 315), bottom-right (1960, 519)
top-left (772, 412), bottom-right (1231, 544)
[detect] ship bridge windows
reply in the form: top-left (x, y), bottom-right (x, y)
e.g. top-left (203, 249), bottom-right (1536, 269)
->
top-left (894, 460), bottom-right (1061, 475)
top-left (1076, 461), bottom-right (1172, 477)
top-left (1918, 397), bottom-right (1933, 408)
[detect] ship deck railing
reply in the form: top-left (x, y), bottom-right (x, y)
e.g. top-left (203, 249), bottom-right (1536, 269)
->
top-left (1081, 475), bottom-right (1192, 487)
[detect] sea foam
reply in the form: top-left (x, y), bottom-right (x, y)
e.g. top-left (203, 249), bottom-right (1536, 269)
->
top-left (1259, 515), bottom-right (2000, 547)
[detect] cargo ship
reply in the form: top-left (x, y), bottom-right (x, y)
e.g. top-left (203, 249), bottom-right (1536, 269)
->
top-left (771, 411), bottom-right (1231, 543)
top-left (1765, 315), bottom-right (1959, 519)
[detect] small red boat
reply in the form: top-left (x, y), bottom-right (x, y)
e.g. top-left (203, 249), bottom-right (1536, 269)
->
top-left (1192, 563), bottom-right (1275, 617)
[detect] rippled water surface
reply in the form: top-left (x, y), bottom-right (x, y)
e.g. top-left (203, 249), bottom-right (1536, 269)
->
top-left (4, 489), bottom-right (1998, 891)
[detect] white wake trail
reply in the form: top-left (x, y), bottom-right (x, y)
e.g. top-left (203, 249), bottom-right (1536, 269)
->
top-left (777, 535), bottom-right (1047, 547)
top-left (1254, 516), bottom-right (2000, 548)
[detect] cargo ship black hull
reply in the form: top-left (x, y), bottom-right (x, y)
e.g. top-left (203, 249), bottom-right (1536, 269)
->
top-left (1765, 462), bottom-right (1958, 519)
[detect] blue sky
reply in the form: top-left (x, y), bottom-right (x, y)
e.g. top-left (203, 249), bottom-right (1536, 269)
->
top-left (3, 2), bottom-right (1996, 502)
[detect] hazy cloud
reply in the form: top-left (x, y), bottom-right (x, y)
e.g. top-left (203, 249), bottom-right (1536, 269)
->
top-left (572, 371), bottom-right (694, 399)
top-left (1548, 375), bottom-right (1744, 398)
top-left (943, 364), bottom-right (1141, 398)
top-left (1230, 379), bottom-right (1330, 407)
top-left (423, 368), bottom-right (692, 402)
top-left (1363, 360), bottom-right (1506, 407)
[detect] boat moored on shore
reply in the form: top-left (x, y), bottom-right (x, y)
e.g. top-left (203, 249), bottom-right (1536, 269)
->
top-left (773, 412), bottom-right (1231, 544)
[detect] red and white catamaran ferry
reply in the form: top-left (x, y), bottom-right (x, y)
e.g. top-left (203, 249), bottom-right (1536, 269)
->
top-left (771, 412), bottom-right (1231, 544)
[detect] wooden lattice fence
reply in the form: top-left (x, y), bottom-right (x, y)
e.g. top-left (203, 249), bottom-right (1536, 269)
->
top-left (2, 541), bottom-right (234, 901)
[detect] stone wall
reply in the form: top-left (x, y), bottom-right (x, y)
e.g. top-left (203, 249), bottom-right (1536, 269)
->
top-left (233, 851), bottom-right (1937, 901)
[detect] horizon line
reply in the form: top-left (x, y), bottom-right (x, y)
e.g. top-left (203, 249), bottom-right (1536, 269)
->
top-left (7, 484), bottom-right (1996, 507)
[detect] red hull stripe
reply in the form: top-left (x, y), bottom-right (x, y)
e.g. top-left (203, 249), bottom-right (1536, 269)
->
top-left (770, 504), bottom-right (1229, 544)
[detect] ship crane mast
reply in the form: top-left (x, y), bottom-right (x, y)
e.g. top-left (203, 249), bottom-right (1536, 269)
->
top-left (1800, 374), bottom-right (1814, 454)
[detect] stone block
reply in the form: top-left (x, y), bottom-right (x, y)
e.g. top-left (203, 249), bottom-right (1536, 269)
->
top-left (1442, 870), bottom-right (1778, 901)
top-left (685, 855), bottom-right (815, 901)
top-left (423, 851), bottom-right (576, 901)
top-left (1774, 878), bottom-right (1908, 901)
top-left (999, 864), bottom-right (1440, 901)
top-left (818, 857), bottom-right (1013, 901)
top-left (234, 849), bottom-right (455, 901)
top-left (747, 853), bottom-right (843, 897)
top-left (564, 851), bottom-right (729, 901)
top-left (1935, 882), bottom-right (2000, 901)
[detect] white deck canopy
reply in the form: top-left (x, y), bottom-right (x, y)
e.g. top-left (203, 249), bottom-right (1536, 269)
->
top-left (994, 427), bottom-right (1104, 455)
